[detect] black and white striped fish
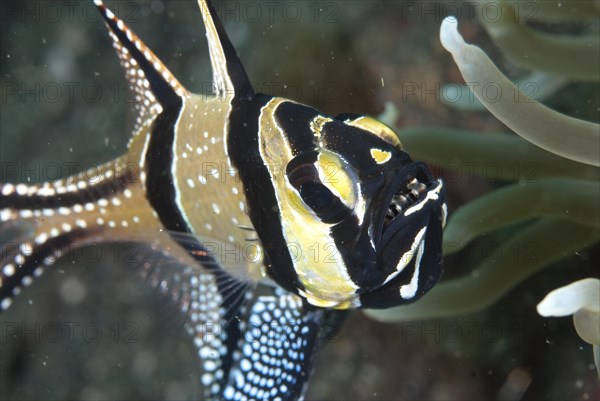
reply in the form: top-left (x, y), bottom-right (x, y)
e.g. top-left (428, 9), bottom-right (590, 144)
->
top-left (0, 1), bottom-right (447, 399)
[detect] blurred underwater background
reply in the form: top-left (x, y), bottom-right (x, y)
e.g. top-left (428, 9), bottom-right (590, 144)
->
top-left (0, 0), bottom-right (598, 400)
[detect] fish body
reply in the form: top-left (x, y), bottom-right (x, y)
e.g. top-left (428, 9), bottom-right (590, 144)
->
top-left (0, 1), bottom-right (447, 399)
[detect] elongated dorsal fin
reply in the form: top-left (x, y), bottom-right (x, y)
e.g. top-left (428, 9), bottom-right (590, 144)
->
top-left (197, 0), bottom-right (254, 98)
top-left (93, 0), bottom-right (189, 131)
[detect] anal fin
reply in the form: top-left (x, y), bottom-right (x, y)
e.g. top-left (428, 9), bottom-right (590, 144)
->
top-left (130, 231), bottom-right (254, 400)
top-left (130, 230), bottom-right (347, 401)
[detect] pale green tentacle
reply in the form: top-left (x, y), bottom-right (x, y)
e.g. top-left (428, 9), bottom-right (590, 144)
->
top-left (444, 178), bottom-right (600, 254)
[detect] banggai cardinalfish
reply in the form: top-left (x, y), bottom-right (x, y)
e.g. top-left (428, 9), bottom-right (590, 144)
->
top-left (0, 1), bottom-right (447, 399)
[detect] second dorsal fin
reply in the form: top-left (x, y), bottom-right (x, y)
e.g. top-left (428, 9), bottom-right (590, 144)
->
top-left (197, 0), bottom-right (254, 99)
top-left (93, 0), bottom-right (189, 131)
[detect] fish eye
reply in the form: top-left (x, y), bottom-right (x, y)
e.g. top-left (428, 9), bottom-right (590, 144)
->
top-left (286, 150), bottom-right (356, 224)
top-left (295, 180), bottom-right (348, 224)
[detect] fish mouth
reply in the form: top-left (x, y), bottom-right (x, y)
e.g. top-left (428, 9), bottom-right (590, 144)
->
top-left (383, 178), bottom-right (428, 229)
top-left (356, 162), bottom-right (445, 307)
top-left (378, 162), bottom-right (439, 241)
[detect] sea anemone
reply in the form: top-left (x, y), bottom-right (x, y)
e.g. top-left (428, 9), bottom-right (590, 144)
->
top-left (366, 12), bottom-right (599, 329)
top-left (537, 278), bottom-right (600, 377)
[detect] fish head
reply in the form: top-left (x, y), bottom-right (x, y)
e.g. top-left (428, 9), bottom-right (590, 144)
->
top-left (257, 101), bottom-right (447, 309)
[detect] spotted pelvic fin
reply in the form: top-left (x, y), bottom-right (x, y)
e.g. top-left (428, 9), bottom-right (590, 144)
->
top-left (197, 0), bottom-right (254, 98)
top-left (93, 0), bottom-right (189, 132)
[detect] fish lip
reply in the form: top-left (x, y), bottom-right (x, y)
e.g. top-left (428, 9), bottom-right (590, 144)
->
top-left (354, 162), bottom-right (440, 299)
top-left (374, 161), bottom-right (437, 246)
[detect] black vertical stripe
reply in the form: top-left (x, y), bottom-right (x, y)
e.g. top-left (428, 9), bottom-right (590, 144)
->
top-left (141, 96), bottom-right (240, 290)
top-left (273, 101), bottom-right (320, 156)
top-left (143, 105), bottom-right (249, 390)
top-left (144, 107), bottom-right (189, 232)
top-left (227, 95), bottom-right (303, 296)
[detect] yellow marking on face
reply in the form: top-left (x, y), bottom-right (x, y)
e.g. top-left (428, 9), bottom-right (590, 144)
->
top-left (297, 288), bottom-right (357, 309)
top-left (317, 151), bottom-right (356, 210)
top-left (259, 98), bottom-right (359, 307)
top-left (370, 148), bottom-right (392, 164)
top-left (309, 115), bottom-right (333, 138)
top-left (346, 116), bottom-right (401, 148)
top-left (285, 183), bottom-right (312, 217)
